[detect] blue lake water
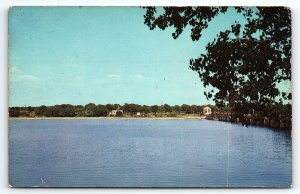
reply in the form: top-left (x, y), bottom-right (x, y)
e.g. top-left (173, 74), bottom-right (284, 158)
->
top-left (9, 119), bottom-right (292, 187)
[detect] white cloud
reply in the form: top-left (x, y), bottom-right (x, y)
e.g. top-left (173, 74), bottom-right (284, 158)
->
top-left (107, 74), bottom-right (121, 79)
top-left (9, 66), bottom-right (38, 82)
top-left (19, 74), bottom-right (38, 81)
top-left (134, 74), bottom-right (144, 80)
top-left (9, 67), bottom-right (21, 74)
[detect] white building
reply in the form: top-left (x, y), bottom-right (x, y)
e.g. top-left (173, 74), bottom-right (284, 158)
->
top-left (109, 106), bottom-right (123, 116)
top-left (203, 106), bottom-right (212, 116)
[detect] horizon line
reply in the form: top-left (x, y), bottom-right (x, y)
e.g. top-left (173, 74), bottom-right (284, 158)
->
top-left (9, 102), bottom-right (215, 108)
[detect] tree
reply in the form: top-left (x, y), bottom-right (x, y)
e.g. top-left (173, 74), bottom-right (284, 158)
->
top-left (94, 105), bottom-right (108, 117)
top-left (116, 111), bottom-right (123, 117)
top-left (123, 103), bottom-right (142, 114)
top-left (181, 104), bottom-right (192, 114)
top-left (106, 104), bottom-right (114, 111)
top-left (143, 7), bottom-right (291, 124)
top-left (196, 105), bottom-right (203, 114)
top-left (56, 104), bottom-right (75, 117)
top-left (45, 106), bottom-right (59, 117)
top-left (173, 105), bottom-right (181, 113)
top-left (141, 105), bottom-right (151, 113)
top-left (190, 105), bottom-right (198, 114)
top-left (9, 107), bottom-right (20, 117)
top-left (85, 103), bottom-right (96, 117)
top-left (150, 105), bottom-right (159, 115)
top-left (75, 105), bottom-right (85, 117)
top-left (163, 104), bottom-right (173, 113)
top-left (113, 104), bottom-right (121, 110)
top-left (27, 106), bottom-right (34, 113)
top-left (35, 105), bottom-right (47, 116)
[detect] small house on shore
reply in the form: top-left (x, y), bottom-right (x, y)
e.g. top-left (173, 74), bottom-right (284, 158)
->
top-left (203, 106), bottom-right (212, 116)
top-left (109, 106), bottom-right (123, 116)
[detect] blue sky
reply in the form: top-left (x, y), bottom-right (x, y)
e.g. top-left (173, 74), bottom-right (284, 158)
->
top-left (9, 7), bottom-right (248, 107)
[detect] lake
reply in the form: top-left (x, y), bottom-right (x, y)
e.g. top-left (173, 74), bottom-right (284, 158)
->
top-left (9, 119), bottom-right (292, 187)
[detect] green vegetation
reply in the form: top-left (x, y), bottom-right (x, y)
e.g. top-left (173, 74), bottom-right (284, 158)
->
top-left (209, 103), bottom-right (291, 130)
top-left (143, 7), bottom-right (291, 126)
top-left (8, 103), bottom-right (207, 118)
top-left (9, 103), bottom-right (291, 129)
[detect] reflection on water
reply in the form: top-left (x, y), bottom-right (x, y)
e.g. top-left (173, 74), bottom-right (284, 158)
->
top-left (9, 119), bottom-right (291, 187)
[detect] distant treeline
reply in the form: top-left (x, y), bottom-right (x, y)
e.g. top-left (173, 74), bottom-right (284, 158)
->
top-left (9, 103), bottom-right (210, 117)
top-left (9, 103), bottom-right (292, 129)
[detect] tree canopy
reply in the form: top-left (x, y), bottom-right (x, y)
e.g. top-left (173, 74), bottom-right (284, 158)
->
top-left (143, 7), bottom-right (291, 122)
top-left (9, 103), bottom-right (206, 118)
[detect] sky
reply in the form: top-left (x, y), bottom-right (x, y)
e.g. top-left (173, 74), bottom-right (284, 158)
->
top-left (9, 6), bottom-right (250, 107)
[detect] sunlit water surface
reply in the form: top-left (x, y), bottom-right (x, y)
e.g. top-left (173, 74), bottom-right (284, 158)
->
top-left (9, 119), bottom-right (291, 187)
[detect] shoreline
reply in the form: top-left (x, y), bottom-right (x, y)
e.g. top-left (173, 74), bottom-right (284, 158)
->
top-left (9, 116), bottom-right (205, 120)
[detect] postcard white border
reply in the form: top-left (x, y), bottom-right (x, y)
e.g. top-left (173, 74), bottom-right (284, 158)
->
top-left (1, 1), bottom-right (299, 194)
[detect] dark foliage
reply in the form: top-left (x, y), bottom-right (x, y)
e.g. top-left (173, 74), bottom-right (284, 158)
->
top-left (143, 6), bottom-right (291, 124)
top-left (9, 103), bottom-right (205, 117)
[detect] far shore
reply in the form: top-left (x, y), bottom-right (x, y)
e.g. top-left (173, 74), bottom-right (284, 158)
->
top-left (9, 116), bottom-right (206, 120)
